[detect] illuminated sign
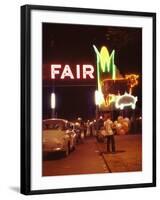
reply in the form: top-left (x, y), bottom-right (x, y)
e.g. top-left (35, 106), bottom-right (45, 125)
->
top-left (51, 93), bottom-right (56, 109)
top-left (43, 45), bottom-right (139, 99)
top-left (92, 45), bottom-right (139, 110)
top-left (93, 45), bottom-right (116, 81)
top-left (125, 74), bottom-right (139, 94)
top-left (115, 92), bottom-right (138, 110)
top-left (50, 64), bottom-right (95, 80)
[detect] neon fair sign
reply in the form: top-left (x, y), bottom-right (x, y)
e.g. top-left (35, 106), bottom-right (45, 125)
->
top-left (50, 64), bottom-right (95, 80)
top-left (50, 45), bottom-right (116, 81)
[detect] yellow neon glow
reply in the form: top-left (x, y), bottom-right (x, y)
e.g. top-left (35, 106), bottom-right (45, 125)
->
top-left (93, 45), bottom-right (116, 85)
top-left (100, 46), bottom-right (110, 72)
top-left (95, 90), bottom-right (105, 106)
top-left (105, 94), bottom-right (117, 106)
top-left (125, 74), bottom-right (139, 94)
top-left (108, 94), bottom-right (117, 105)
top-left (93, 45), bottom-right (139, 110)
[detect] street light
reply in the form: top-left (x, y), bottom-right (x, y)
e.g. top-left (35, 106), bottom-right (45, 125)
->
top-left (95, 90), bottom-right (105, 136)
top-left (95, 90), bottom-right (100, 136)
top-left (95, 90), bottom-right (104, 106)
top-left (51, 92), bottom-right (56, 118)
top-left (95, 90), bottom-right (99, 106)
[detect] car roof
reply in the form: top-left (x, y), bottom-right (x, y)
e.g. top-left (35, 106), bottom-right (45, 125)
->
top-left (43, 118), bottom-right (68, 124)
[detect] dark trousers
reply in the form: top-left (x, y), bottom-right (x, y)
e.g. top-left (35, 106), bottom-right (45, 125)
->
top-left (106, 135), bottom-right (115, 152)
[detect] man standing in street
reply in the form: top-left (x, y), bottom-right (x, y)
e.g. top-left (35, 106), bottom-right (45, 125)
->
top-left (104, 115), bottom-right (116, 153)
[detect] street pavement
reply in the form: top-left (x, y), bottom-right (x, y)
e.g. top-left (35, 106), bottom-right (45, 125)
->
top-left (43, 134), bottom-right (142, 176)
top-left (97, 134), bottom-right (142, 173)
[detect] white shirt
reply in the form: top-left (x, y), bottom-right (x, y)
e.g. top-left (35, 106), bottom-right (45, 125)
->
top-left (104, 119), bottom-right (113, 136)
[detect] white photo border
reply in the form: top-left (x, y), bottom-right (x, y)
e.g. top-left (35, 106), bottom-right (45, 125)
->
top-left (21, 5), bottom-right (156, 195)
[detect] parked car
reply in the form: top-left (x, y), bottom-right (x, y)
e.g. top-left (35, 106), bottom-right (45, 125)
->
top-left (43, 118), bottom-right (77, 157)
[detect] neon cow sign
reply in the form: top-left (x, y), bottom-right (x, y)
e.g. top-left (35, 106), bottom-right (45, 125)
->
top-left (115, 92), bottom-right (138, 110)
top-left (51, 64), bottom-right (95, 80)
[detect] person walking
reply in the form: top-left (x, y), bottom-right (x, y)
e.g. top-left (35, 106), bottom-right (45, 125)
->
top-left (104, 115), bottom-right (116, 153)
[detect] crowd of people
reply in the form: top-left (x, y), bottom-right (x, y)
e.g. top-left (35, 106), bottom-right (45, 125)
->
top-left (74, 115), bottom-right (133, 153)
top-left (75, 115), bottom-right (131, 137)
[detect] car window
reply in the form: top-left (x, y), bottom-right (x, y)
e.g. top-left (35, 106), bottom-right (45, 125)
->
top-left (43, 120), bottom-right (67, 131)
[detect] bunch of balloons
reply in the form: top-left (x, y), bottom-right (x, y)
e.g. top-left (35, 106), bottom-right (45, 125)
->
top-left (113, 116), bottom-right (130, 135)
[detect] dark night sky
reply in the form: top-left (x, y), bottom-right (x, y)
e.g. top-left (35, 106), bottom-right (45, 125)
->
top-left (42, 23), bottom-right (142, 120)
